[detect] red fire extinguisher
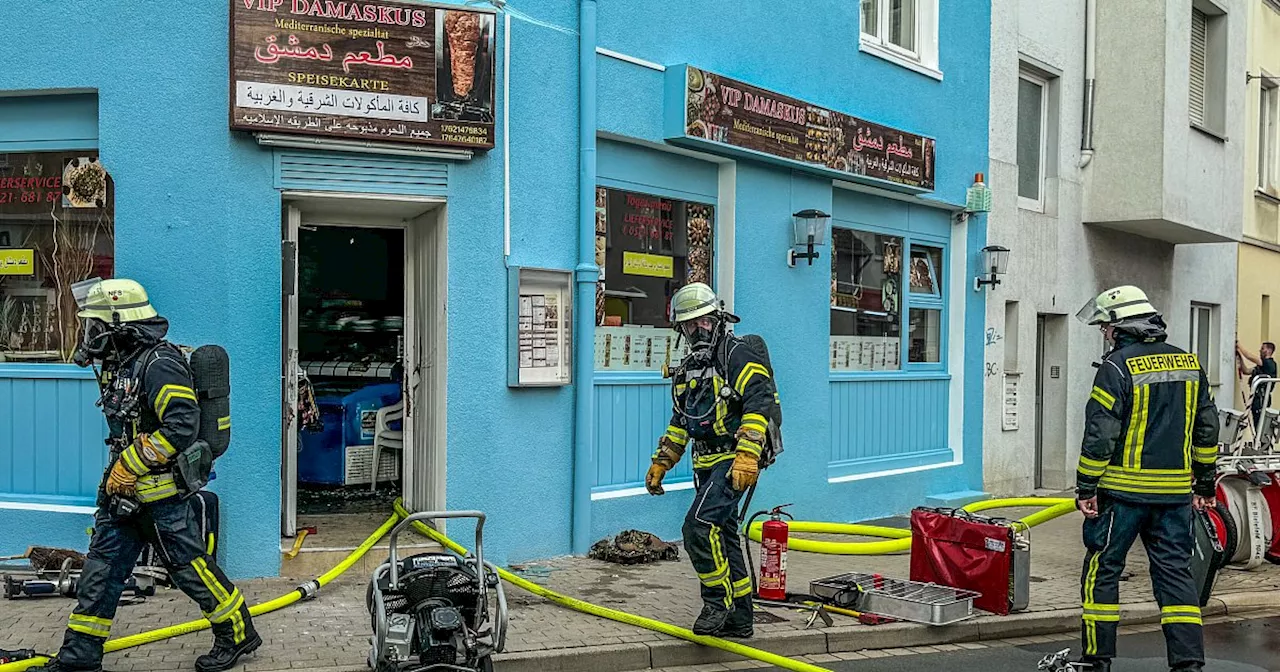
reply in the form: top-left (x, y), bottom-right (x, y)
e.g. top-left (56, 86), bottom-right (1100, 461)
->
top-left (757, 504), bottom-right (793, 601)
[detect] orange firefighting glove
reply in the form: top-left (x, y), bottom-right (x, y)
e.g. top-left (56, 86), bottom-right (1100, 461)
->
top-left (106, 459), bottom-right (138, 497)
top-left (646, 438), bottom-right (685, 496)
top-left (729, 427), bottom-right (764, 491)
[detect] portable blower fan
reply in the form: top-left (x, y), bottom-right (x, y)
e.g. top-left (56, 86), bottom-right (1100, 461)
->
top-left (366, 511), bottom-right (507, 672)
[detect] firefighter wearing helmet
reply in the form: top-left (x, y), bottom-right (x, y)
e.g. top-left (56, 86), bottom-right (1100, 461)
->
top-left (646, 282), bottom-right (781, 638)
top-left (32, 279), bottom-right (259, 672)
top-left (1072, 285), bottom-right (1219, 672)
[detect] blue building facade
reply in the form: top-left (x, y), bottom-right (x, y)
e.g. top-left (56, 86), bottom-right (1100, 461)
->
top-left (0, 0), bottom-right (990, 578)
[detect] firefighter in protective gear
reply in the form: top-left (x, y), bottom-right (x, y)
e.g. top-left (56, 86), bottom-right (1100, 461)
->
top-left (1072, 285), bottom-right (1219, 672)
top-left (646, 283), bottom-right (781, 639)
top-left (33, 279), bottom-right (259, 672)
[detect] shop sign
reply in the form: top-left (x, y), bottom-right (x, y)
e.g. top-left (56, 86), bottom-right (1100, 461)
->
top-left (229, 0), bottom-right (496, 149)
top-left (622, 251), bottom-right (673, 279)
top-left (666, 65), bottom-right (936, 192)
top-left (0, 249), bottom-right (35, 276)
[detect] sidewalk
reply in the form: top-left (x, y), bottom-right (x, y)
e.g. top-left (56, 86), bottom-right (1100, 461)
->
top-left (3, 508), bottom-right (1279, 672)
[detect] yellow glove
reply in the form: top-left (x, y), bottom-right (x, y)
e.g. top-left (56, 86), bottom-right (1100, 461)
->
top-left (106, 459), bottom-right (138, 496)
top-left (646, 463), bottom-right (669, 496)
top-left (729, 451), bottom-right (760, 491)
top-left (729, 427), bottom-right (764, 491)
top-left (646, 437), bottom-right (685, 496)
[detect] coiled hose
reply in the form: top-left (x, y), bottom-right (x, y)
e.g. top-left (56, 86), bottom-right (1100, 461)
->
top-left (747, 497), bottom-right (1078, 553)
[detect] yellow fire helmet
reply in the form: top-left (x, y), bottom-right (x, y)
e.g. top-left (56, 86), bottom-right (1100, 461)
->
top-left (1075, 285), bottom-right (1159, 326)
top-left (72, 277), bottom-right (159, 324)
top-left (671, 282), bottom-right (720, 324)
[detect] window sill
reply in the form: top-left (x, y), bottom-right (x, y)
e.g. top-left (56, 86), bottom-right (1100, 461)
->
top-left (830, 370), bottom-right (951, 382)
top-left (1190, 123), bottom-right (1228, 143)
top-left (1255, 188), bottom-right (1280, 205)
top-left (859, 40), bottom-right (943, 81)
top-left (1017, 197), bottom-right (1045, 213)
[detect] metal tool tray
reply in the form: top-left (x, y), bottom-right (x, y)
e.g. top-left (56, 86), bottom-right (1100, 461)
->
top-left (811, 572), bottom-right (980, 626)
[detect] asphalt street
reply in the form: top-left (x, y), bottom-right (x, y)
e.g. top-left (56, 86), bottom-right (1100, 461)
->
top-left (761, 616), bottom-right (1280, 671)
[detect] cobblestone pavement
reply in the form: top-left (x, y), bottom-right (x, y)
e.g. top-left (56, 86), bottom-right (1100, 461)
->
top-left (3, 508), bottom-right (1280, 671)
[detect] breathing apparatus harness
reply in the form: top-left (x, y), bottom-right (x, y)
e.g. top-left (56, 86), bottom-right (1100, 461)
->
top-left (668, 310), bottom-right (748, 426)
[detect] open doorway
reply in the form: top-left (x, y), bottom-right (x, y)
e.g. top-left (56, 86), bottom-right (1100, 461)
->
top-left (294, 224), bottom-right (405, 515)
top-left (280, 195), bottom-right (447, 564)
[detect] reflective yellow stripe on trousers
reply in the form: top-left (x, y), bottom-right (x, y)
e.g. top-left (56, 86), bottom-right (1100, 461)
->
top-left (67, 613), bottom-right (111, 638)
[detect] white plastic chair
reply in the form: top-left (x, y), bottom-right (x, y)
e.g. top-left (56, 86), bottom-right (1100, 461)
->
top-left (369, 400), bottom-right (404, 492)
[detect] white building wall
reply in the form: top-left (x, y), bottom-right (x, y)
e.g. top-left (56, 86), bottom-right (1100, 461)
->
top-left (984, 0), bottom-right (1244, 498)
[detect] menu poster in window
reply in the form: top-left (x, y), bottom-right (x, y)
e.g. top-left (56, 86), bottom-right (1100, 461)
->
top-left (229, 0), bottom-right (495, 149)
top-left (512, 267), bottom-right (571, 387)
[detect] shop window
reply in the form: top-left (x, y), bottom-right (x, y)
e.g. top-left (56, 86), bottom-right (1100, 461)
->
top-left (830, 227), bottom-right (903, 371)
top-left (831, 228), bottom-right (946, 372)
top-left (909, 308), bottom-right (942, 363)
top-left (908, 244), bottom-right (942, 296)
top-left (594, 185), bottom-right (714, 372)
top-left (0, 150), bottom-right (114, 363)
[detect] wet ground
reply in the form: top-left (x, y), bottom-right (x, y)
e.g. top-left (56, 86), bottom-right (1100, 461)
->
top-left (760, 616), bottom-right (1280, 671)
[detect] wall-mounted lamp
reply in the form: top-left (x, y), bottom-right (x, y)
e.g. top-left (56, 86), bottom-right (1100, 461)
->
top-left (973, 244), bottom-right (1010, 291)
top-left (788, 209), bottom-right (830, 267)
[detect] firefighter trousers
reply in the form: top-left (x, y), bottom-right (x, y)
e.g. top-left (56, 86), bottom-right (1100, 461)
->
top-left (1080, 495), bottom-right (1203, 669)
top-left (58, 493), bottom-right (255, 669)
top-left (683, 460), bottom-right (753, 616)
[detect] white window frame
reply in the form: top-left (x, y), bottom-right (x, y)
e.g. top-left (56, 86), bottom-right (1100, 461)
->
top-left (1260, 75), bottom-right (1279, 193)
top-left (1190, 302), bottom-right (1219, 386)
top-left (1017, 69), bottom-right (1050, 212)
top-left (859, 0), bottom-right (942, 81)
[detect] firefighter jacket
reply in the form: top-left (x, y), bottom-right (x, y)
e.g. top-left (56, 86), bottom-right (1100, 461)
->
top-left (99, 338), bottom-right (200, 504)
top-left (1076, 326), bottom-right (1219, 504)
top-left (662, 334), bottom-right (781, 471)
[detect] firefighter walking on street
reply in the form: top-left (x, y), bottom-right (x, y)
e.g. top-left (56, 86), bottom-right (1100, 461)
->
top-left (1073, 286), bottom-right (1219, 672)
top-left (33, 279), bottom-right (259, 672)
top-left (645, 283), bottom-right (781, 639)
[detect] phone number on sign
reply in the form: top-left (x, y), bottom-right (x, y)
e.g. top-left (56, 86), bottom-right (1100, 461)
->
top-left (0, 191), bottom-right (60, 204)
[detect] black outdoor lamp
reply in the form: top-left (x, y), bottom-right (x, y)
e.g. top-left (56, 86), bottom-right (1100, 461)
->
top-left (974, 245), bottom-right (1010, 291)
top-left (787, 209), bottom-right (830, 267)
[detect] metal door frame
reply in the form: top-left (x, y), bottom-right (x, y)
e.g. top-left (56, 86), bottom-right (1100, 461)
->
top-left (1034, 315), bottom-right (1047, 490)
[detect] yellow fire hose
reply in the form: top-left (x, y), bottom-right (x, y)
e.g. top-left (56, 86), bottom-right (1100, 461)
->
top-left (747, 497), bottom-right (1078, 553)
top-left (1, 497), bottom-right (1077, 672)
top-left (388, 500), bottom-right (835, 672)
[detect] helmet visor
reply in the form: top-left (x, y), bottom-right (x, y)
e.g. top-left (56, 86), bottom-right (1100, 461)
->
top-left (1075, 297), bottom-right (1106, 326)
top-left (71, 277), bottom-right (103, 311)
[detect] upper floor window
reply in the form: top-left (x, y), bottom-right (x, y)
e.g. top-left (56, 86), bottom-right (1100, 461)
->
top-left (1260, 76), bottom-right (1279, 194)
top-left (1189, 1), bottom-right (1228, 138)
top-left (860, 0), bottom-right (941, 81)
top-left (1017, 69), bottom-right (1049, 210)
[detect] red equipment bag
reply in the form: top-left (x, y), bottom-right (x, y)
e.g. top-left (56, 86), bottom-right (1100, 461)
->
top-left (909, 507), bottom-right (1022, 616)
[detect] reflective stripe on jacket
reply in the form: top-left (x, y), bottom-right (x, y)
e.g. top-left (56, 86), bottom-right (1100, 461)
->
top-left (1077, 342), bottom-right (1219, 504)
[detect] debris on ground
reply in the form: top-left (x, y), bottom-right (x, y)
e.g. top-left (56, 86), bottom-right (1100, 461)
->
top-left (587, 530), bottom-right (680, 565)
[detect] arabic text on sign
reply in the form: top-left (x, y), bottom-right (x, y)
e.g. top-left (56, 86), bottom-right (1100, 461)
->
top-left (236, 81), bottom-right (429, 123)
top-left (0, 249), bottom-right (36, 276)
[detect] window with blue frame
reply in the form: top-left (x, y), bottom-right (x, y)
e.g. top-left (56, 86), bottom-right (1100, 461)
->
top-left (829, 226), bottom-right (946, 371)
top-left (593, 185), bottom-right (715, 373)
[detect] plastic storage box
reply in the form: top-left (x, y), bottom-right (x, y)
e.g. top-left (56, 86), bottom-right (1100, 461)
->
top-left (298, 383), bottom-right (401, 486)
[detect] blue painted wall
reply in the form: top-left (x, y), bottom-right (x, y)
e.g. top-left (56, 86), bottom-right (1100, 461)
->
top-left (589, 0), bottom-right (991, 539)
top-left (0, 0), bottom-right (989, 575)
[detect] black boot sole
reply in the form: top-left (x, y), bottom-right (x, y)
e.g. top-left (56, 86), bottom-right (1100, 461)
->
top-left (718, 627), bottom-right (754, 639)
top-left (195, 634), bottom-right (262, 672)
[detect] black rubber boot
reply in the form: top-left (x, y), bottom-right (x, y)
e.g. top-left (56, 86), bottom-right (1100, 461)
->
top-left (194, 632), bottom-right (262, 672)
top-left (719, 596), bottom-right (754, 639)
top-left (1078, 659), bottom-right (1110, 672)
top-left (692, 603), bottom-right (731, 635)
top-left (1171, 666), bottom-right (1203, 672)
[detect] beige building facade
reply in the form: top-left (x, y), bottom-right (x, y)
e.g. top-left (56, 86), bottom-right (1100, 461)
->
top-left (1238, 0), bottom-right (1280, 409)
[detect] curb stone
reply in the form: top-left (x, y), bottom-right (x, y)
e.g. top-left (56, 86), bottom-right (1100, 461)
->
top-left (492, 590), bottom-right (1280, 672)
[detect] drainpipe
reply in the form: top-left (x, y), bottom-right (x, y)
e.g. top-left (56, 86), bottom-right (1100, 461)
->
top-left (572, 0), bottom-right (599, 555)
top-left (1079, 0), bottom-right (1096, 169)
